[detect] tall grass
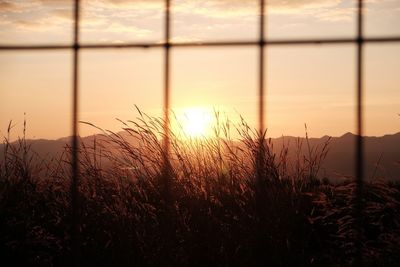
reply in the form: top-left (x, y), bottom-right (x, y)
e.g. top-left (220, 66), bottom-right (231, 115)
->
top-left (0, 111), bottom-right (399, 266)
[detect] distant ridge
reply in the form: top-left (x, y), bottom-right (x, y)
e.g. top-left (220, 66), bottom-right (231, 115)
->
top-left (1, 132), bottom-right (399, 180)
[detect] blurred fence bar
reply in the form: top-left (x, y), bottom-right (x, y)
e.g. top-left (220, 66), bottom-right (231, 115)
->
top-left (355, 1), bottom-right (365, 265)
top-left (163, 0), bottom-right (171, 189)
top-left (259, 0), bottom-right (265, 135)
top-left (71, 1), bottom-right (80, 266)
top-left (1, 0), bottom-right (400, 265)
top-left (2, 37), bottom-right (400, 51)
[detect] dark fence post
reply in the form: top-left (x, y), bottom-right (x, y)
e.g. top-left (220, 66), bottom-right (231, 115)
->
top-left (71, 0), bottom-right (81, 266)
top-left (355, 0), bottom-right (365, 266)
top-left (163, 0), bottom-right (171, 189)
top-left (255, 0), bottom-right (267, 265)
top-left (161, 0), bottom-right (175, 265)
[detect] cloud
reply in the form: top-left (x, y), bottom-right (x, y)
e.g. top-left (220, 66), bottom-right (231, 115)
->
top-left (188, 0), bottom-right (343, 16)
top-left (0, 1), bottom-right (15, 12)
top-left (0, 0), bottom-right (396, 42)
top-left (270, 0), bottom-right (341, 10)
top-left (0, 0), bottom-right (159, 41)
top-left (0, 0), bottom-right (41, 13)
top-left (0, 0), bottom-right (348, 25)
top-left (314, 7), bottom-right (355, 22)
top-left (0, 0), bottom-right (71, 34)
top-left (159, 0), bottom-right (347, 21)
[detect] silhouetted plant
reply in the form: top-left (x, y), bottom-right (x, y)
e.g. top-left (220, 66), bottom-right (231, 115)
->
top-left (0, 110), bottom-right (399, 266)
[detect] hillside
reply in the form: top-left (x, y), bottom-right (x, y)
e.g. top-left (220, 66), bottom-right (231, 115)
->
top-left (1, 132), bottom-right (399, 180)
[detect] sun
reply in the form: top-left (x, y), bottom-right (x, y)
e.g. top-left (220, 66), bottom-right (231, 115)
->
top-left (178, 107), bottom-right (213, 138)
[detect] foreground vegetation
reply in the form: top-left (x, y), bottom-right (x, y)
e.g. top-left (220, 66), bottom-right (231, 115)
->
top-left (1, 113), bottom-right (399, 266)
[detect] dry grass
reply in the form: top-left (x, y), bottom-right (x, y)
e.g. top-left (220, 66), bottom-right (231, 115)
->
top-left (0, 111), bottom-right (399, 266)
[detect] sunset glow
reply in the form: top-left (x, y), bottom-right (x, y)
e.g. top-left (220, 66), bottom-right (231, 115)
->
top-left (0, 0), bottom-right (400, 140)
top-left (1, 1), bottom-right (400, 265)
top-left (175, 107), bottom-right (214, 138)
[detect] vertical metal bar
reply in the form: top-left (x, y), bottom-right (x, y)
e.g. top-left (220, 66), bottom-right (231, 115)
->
top-left (161, 1), bottom-right (173, 265)
top-left (256, 1), bottom-right (267, 266)
top-left (256, 0), bottom-right (266, 183)
top-left (164, 0), bottom-right (171, 159)
top-left (259, 0), bottom-right (265, 135)
top-left (71, 0), bottom-right (80, 265)
top-left (162, 0), bottom-right (172, 202)
top-left (355, 0), bottom-right (364, 265)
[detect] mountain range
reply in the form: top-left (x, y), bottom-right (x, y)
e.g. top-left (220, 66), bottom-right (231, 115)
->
top-left (1, 132), bottom-right (399, 181)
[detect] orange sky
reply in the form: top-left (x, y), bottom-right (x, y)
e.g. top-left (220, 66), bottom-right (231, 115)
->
top-left (1, 0), bottom-right (400, 140)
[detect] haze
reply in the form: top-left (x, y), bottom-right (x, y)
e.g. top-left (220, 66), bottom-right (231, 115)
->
top-left (0, 0), bottom-right (399, 140)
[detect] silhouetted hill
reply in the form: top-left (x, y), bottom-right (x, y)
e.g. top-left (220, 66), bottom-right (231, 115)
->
top-left (270, 132), bottom-right (400, 181)
top-left (1, 132), bottom-right (399, 180)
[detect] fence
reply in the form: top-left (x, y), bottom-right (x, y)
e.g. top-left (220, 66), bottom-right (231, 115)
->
top-left (1, 0), bottom-right (400, 265)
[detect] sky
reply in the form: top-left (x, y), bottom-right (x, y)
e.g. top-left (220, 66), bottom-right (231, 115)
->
top-left (0, 0), bottom-right (400, 140)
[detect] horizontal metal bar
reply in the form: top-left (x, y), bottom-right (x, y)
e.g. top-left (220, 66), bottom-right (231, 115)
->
top-left (267, 36), bottom-right (400, 45)
top-left (0, 44), bottom-right (73, 50)
top-left (0, 43), bottom-right (163, 50)
top-left (173, 37), bottom-right (400, 47)
top-left (1, 36), bottom-right (400, 51)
